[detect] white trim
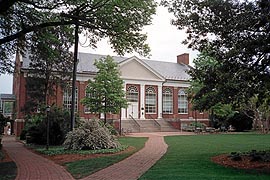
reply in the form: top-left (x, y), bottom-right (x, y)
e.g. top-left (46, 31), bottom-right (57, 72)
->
top-left (163, 81), bottom-right (190, 88)
top-left (140, 84), bottom-right (145, 119)
top-left (180, 119), bottom-right (209, 121)
top-left (158, 85), bottom-right (162, 119)
top-left (119, 56), bottom-right (165, 81)
top-left (76, 74), bottom-right (95, 81)
top-left (120, 76), bottom-right (164, 82)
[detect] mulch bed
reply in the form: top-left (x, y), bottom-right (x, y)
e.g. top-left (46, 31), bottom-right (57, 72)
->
top-left (36, 146), bottom-right (136, 165)
top-left (212, 154), bottom-right (270, 174)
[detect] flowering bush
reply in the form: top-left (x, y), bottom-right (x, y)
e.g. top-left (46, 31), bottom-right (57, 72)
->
top-left (63, 119), bottom-right (120, 150)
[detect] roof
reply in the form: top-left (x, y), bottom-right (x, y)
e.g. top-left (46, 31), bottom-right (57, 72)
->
top-left (22, 52), bottom-right (191, 81)
top-left (142, 59), bottom-right (190, 81)
top-left (77, 52), bottom-right (126, 73)
top-left (77, 52), bottom-right (191, 81)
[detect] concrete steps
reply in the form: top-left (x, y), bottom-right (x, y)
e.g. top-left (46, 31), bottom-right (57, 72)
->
top-left (121, 120), bottom-right (140, 133)
top-left (136, 120), bottom-right (160, 132)
top-left (121, 119), bottom-right (179, 133)
top-left (157, 119), bottom-right (180, 132)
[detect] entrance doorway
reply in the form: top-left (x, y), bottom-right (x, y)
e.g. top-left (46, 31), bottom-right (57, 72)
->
top-left (127, 102), bottom-right (139, 119)
top-left (126, 86), bottom-right (139, 119)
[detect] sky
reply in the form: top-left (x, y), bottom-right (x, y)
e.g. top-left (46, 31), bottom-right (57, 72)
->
top-left (0, 5), bottom-right (198, 94)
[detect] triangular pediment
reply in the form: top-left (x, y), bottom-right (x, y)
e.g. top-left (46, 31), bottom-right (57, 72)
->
top-left (119, 57), bottom-right (164, 81)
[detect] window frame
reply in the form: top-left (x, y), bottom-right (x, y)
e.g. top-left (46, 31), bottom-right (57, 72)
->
top-left (162, 88), bottom-right (173, 114)
top-left (145, 86), bottom-right (157, 114)
top-left (63, 86), bottom-right (78, 112)
top-left (178, 89), bottom-right (188, 114)
top-left (126, 86), bottom-right (139, 102)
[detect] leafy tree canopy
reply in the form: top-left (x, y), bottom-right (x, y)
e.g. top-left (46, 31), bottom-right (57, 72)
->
top-left (82, 56), bottom-right (128, 121)
top-left (0, 0), bottom-right (157, 73)
top-left (163, 0), bottom-right (270, 106)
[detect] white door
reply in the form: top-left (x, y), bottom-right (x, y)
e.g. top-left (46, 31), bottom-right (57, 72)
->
top-left (127, 102), bottom-right (139, 119)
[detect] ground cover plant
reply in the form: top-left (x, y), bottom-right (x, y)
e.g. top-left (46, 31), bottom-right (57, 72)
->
top-left (65, 137), bottom-right (147, 179)
top-left (29, 144), bottom-right (128, 156)
top-left (140, 134), bottom-right (270, 180)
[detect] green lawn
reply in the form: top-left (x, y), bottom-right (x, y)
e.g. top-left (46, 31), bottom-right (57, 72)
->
top-left (65, 136), bottom-right (147, 179)
top-left (140, 134), bottom-right (270, 180)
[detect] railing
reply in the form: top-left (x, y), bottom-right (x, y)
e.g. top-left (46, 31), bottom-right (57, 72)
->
top-left (129, 114), bottom-right (140, 131)
top-left (148, 114), bottom-right (161, 130)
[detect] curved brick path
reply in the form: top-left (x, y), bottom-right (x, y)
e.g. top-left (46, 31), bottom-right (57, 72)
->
top-left (82, 133), bottom-right (168, 180)
top-left (2, 136), bottom-right (73, 180)
top-left (2, 132), bottom-right (193, 180)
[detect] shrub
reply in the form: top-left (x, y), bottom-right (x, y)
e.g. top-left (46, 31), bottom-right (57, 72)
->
top-left (21, 106), bottom-right (71, 145)
top-left (63, 119), bottom-right (120, 150)
top-left (229, 152), bottom-right (242, 161)
top-left (229, 150), bottom-right (270, 162)
top-left (0, 113), bottom-right (8, 134)
top-left (227, 111), bottom-right (253, 131)
top-left (103, 121), bottom-right (119, 136)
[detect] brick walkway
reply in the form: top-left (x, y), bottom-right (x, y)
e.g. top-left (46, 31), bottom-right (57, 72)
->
top-left (82, 133), bottom-right (168, 180)
top-left (2, 136), bottom-right (74, 180)
top-left (2, 132), bottom-right (193, 180)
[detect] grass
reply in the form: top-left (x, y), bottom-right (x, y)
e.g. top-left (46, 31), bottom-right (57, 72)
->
top-left (65, 136), bottom-right (147, 179)
top-left (140, 134), bottom-right (270, 180)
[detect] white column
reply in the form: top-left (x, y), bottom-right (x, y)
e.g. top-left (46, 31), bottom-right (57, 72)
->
top-left (158, 85), bottom-right (163, 119)
top-left (121, 108), bottom-right (126, 120)
top-left (122, 82), bottom-right (126, 119)
top-left (140, 84), bottom-right (145, 119)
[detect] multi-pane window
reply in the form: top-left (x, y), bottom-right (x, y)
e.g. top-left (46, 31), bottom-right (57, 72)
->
top-left (63, 86), bottom-right (78, 112)
top-left (163, 88), bottom-right (173, 114)
top-left (145, 86), bottom-right (156, 113)
top-left (126, 86), bottom-right (138, 102)
top-left (178, 89), bottom-right (188, 114)
top-left (84, 85), bottom-right (91, 113)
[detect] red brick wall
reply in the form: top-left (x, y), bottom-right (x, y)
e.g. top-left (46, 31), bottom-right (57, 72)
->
top-left (177, 53), bottom-right (189, 65)
top-left (14, 119), bottom-right (25, 137)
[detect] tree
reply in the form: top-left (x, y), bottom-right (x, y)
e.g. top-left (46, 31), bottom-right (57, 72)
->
top-left (162, 0), bottom-right (270, 105)
top-left (82, 56), bottom-right (128, 123)
top-left (23, 26), bottom-right (73, 112)
top-left (0, 0), bottom-right (157, 73)
top-left (188, 52), bottom-right (254, 131)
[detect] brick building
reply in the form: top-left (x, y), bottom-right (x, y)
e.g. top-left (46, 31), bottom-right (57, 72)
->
top-left (13, 52), bottom-right (209, 135)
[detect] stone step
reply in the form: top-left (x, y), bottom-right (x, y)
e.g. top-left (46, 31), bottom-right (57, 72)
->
top-left (120, 119), bottom-right (180, 133)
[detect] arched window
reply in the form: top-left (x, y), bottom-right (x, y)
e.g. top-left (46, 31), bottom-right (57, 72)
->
top-left (63, 86), bottom-right (78, 112)
top-left (145, 86), bottom-right (156, 113)
top-left (126, 86), bottom-right (138, 102)
top-left (163, 88), bottom-right (173, 114)
top-left (178, 89), bottom-right (188, 114)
